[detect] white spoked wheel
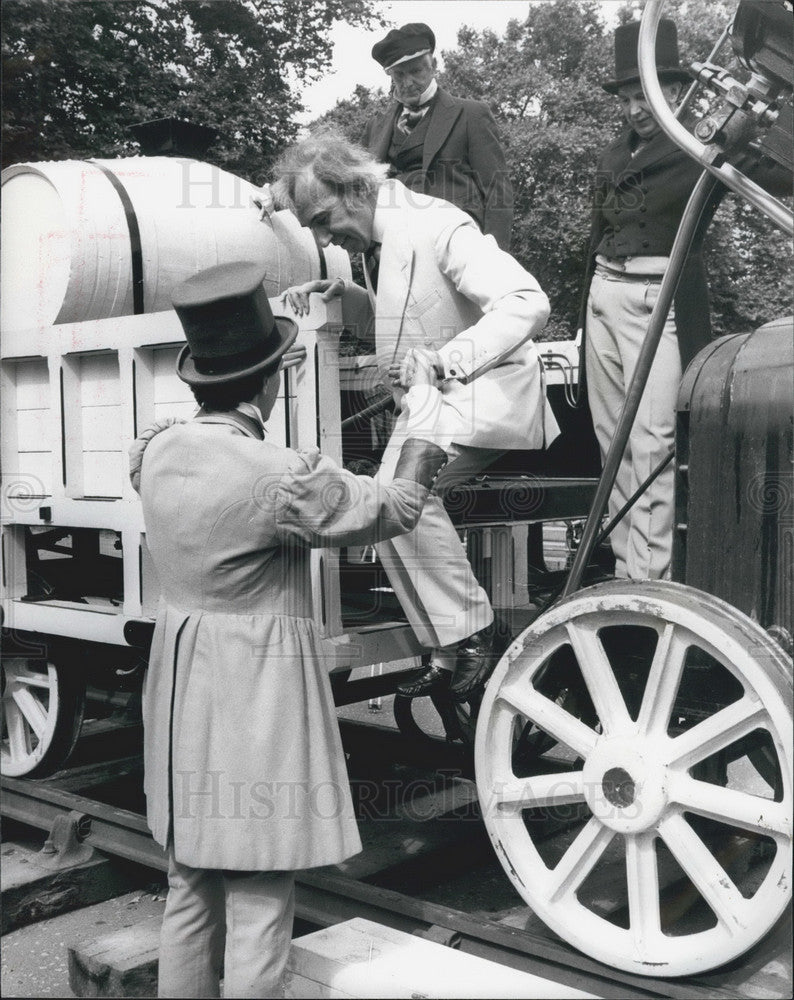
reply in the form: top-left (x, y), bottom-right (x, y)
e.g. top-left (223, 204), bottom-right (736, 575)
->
top-left (1, 656), bottom-right (85, 777)
top-left (475, 580), bottom-right (792, 977)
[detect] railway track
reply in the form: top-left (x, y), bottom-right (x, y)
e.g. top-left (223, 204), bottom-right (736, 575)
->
top-left (1, 716), bottom-right (790, 999)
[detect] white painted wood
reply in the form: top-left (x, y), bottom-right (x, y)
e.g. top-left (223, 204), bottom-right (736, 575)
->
top-left (1, 358), bottom-right (54, 497)
top-left (1, 158), bottom-right (351, 330)
top-left (285, 918), bottom-right (599, 999)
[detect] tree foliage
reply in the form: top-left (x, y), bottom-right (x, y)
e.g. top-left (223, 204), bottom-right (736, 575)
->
top-left (2, 0), bottom-right (381, 180)
top-left (320, 0), bottom-right (791, 341)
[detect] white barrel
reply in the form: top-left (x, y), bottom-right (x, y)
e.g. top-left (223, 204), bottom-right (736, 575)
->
top-left (0, 157), bottom-right (350, 332)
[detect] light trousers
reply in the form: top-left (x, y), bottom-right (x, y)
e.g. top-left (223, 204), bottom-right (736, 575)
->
top-left (585, 268), bottom-right (681, 580)
top-left (158, 849), bottom-right (295, 999)
top-left (374, 401), bottom-right (500, 648)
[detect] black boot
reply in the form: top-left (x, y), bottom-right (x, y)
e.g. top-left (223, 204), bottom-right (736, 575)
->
top-left (450, 623), bottom-right (497, 701)
top-left (396, 664), bottom-right (451, 698)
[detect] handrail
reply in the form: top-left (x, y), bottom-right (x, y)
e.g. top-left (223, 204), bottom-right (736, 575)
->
top-left (639, 0), bottom-right (793, 236)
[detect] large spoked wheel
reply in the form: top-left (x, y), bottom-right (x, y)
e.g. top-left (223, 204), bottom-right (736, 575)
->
top-left (475, 580), bottom-right (792, 977)
top-left (1, 656), bottom-right (85, 777)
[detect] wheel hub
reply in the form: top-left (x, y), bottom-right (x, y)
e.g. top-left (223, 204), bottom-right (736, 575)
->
top-left (582, 737), bottom-right (669, 833)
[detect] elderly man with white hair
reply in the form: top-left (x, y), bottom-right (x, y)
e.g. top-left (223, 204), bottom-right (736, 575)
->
top-left (269, 130), bottom-right (558, 702)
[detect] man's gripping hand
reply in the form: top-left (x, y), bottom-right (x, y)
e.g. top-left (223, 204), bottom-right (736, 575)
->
top-left (388, 347), bottom-right (444, 389)
top-left (280, 278), bottom-right (347, 317)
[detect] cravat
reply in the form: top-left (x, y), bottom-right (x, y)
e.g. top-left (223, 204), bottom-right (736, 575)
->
top-left (365, 244), bottom-right (381, 292)
top-left (397, 105), bottom-right (429, 135)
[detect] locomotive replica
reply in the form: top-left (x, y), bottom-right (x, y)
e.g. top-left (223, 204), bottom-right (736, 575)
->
top-left (1, 0), bottom-right (791, 980)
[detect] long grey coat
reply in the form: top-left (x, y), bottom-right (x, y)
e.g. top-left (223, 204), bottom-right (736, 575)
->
top-left (132, 414), bottom-right (430, 870)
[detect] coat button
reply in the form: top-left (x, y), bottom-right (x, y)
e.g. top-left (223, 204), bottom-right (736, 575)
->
top-left (642, 240), bottom-right (650, 248)
top-left (615, 225), bottom-right (621, 232)
top-left (640, 205), bottom-right (647, 212)
top-left (639, 221), bottom-right (646, 228)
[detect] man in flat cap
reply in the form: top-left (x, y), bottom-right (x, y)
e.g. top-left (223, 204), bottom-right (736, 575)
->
top-left (362, 22), bottom-right (514, 250)
top-left (129, 261), bottom-right (446, 996)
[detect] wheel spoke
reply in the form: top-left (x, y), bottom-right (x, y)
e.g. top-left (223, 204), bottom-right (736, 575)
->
top-left (494, 770), bottom-right (585, 813)
top-left (666, 696), bottom-right (765, 768)
top-left (498, 682), bottom-right (598, 759)
top-left (546, 816), bottom-right (614, 903)
top-left (636, 624), bottom-right (688, 736)
top-left (626, 832), bottom-right (662, 946)
top-left (658, 812), bottom-right (746, 932)
top-left (669, 773), bottom-right (791, 839)
top-left (565, 621), bottom-right (632, 735)
top-left (3, 700), bottom-right (32, 759)
top-left (12, 687), bottom-right (49, 741)
top-left (12, 669), bottom-right (52, 690)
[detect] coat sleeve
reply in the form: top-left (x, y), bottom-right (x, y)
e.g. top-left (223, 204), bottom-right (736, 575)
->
top-left (434, 221), bottom-right (550, 381)
top-left (274, 449), bottom-right (430, 549)
top-left (467, 102), bottom-right (514, 251)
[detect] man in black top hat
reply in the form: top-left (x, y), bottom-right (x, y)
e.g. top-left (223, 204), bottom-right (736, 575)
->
top-left (579, 19), bottom-right (718, 581)
top-left (129, 261), bottom-right (446, 997)
top-left (580, 18), bottom-right (789, 582)
top-left (362, 22), bottom-right (514, 250)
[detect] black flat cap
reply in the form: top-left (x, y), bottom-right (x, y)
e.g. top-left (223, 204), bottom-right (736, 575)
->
top-left (372, 23), bottom-right (435, 71)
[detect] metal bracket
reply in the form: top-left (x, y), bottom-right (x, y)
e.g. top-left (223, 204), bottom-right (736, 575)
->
top-left (38, 810), bottom-right (96, 870)
top-left (413, 924), bottom-right (462, 949)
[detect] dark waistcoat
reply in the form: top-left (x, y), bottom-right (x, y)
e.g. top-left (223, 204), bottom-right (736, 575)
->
top-left (388, 105), bottom-right (435, 190)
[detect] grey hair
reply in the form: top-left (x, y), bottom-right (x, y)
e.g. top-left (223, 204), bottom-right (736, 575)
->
top-left (271, 126), bottom-right (389, 212)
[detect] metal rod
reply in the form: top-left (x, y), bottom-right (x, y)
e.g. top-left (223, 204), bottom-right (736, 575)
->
top-left (340, 393), bottom-right (394, 430)
top-left (562, 170), bottom-right (722, 598)
top-left (639, 0), bottom-right (793, 235)
top-left (594, 448), bottom-right (675, 548)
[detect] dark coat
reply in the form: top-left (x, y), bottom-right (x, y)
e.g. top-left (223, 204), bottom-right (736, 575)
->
top-left (577, 126), bottom-right (791, 380)
top-left (577, 127), bottom-right (719, 375)
top-left (362, 88), bottom-right (514, 250)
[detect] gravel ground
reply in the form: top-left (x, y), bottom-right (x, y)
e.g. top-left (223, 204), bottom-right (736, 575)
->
top-left (1, 888), bottom-right (166, 999)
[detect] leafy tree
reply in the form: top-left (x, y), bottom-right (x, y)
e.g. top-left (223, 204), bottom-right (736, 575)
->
top-left (319, 0), bottom-right (791, 341)
top-left (1, 0), bottom-right (381, 180)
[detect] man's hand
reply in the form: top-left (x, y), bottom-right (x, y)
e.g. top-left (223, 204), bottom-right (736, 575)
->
top-left (389, 348), bottom-right (443, 389)
top-left (280, 278), bottom-right (347, 317)
top-left (251, 183), bottom-right (276, 221)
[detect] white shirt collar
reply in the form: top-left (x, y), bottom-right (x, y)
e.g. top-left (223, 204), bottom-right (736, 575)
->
top-left (236, 401), bottom-right (266, 434)
top-left (406, 77), bottom-right (438, 109)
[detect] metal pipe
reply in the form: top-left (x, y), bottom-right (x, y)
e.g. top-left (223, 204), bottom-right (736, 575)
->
top-left (594, 448), bottom-right (675, 548)
top-left (639, 0), bottom-right (793, 235)
top-left (340, 393), bottom-right (394, 430)
top-left (561, 170), bottom-right (722, 598)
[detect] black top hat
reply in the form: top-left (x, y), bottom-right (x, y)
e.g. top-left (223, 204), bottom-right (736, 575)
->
top-left (173, 261), bottom-right (297, 387)
top-left (372, 23), bottom-right (436, 71)
top-left (602, 18), bottom-right (691, 94)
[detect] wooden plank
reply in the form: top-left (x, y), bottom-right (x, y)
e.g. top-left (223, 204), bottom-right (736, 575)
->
top-left (1, 840), bottom-right (149, 935)
top-left (68, 913), bottom-right (161, 998)
top-left (284, 917), bottom-right (600, 999)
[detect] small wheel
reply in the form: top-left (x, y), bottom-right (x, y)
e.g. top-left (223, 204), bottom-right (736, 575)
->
top-left (475, 580), bottom-right (792, 977)
top-left (1, 656), bottom-right (85, 777)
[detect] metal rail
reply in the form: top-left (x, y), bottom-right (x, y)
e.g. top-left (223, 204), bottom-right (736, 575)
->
top-left (640, 0), bottom-right (793, 235)
top-left (1, 766), bottom-right (751, 1000)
